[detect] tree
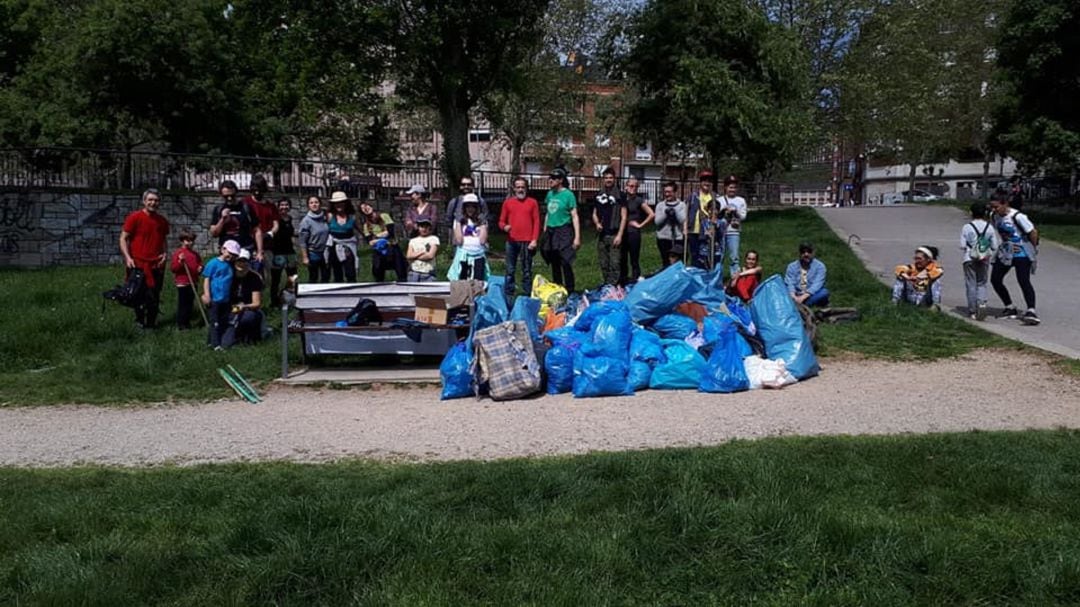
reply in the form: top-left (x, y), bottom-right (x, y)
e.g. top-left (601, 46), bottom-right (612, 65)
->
top-left (388, 0), bottom-right (552, 192)
top-left (992, 0), bottom-right (1080, 176)
top-left (617, 0), bottom-right (814, 177)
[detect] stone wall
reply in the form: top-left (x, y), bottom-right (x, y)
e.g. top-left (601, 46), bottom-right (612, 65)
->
top-left (0, 190), bottom-right (222, 267)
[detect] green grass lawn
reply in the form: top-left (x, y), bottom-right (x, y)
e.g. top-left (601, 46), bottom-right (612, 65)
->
top-left (0, 208), bottom-right (1000, 405)
top-left (3, 430), bottom-right (1080, 605)
top-left (1025, 210), bottom-right (1080, 250)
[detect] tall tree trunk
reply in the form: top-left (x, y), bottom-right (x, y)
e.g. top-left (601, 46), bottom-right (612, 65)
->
top-left (439, 102), bottom-right (471, 198)
top-left (981, 148), bottom-right (991, 200)
top-left (906, 162), bottom-right (918, 202)
top-left (511, 138), bottom-right (524, 176)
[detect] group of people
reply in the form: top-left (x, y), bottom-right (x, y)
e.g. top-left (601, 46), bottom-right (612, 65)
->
top-left (886, 189), bottom-right (1040, 326)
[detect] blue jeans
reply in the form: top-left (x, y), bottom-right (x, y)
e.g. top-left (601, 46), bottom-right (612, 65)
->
top-left (805, 288), bottom-right (830, 307)
top-left (725, 232), bottom-right (741, 277)
top-left (505, 240), bottom-right (534, 297)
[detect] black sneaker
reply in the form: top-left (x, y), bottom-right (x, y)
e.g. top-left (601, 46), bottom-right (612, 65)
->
top-left (996, 306), bottom-right (1018, 319)
top-left (1021, 310), bottom-right (1041, 325)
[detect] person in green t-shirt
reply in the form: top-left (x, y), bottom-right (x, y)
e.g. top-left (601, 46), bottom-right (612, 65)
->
top-left (540, 168), bottom-right (581, 292)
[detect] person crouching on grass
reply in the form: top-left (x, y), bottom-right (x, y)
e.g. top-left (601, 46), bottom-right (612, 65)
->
top-left (169, 230), bottom-right (202, 330)
top-left (406, 218), bottom-right (440, 282)
top-left (892, 246), bottom-right (944, 311)
top-left (223, 249), bottom-right (265, 347)
top-left (202, 239), bottom-right (240, 350)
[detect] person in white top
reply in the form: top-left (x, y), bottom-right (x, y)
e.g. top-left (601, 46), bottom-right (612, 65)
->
top-left (449, 194), bottom-right (489, 280)
top-left (959, 202), bottom-right (1000, 320)
top-left (718, 175), bottom-right (748, 278)
top-left (406, 218), bottom-right (440, 282)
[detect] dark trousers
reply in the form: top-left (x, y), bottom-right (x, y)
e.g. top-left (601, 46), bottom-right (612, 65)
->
top-left (223, 310), bottom-right (264, 348)
top-left (134, 268), bottom-right (164, 328)
top-left (619, 229), bottom-right (642, 284)
top-left (372, 246), bottom-right (407, 282)
top-left (270, 262), bottom-right (297, 306)
top-left (505, 240), bottom-right (535, 298)
top-left (328, 247), bottom-right (356, 283)
top-left (207, 301), bottom-right (231, 347)
top-left (991, 258), bottom-right (1036, 310)
top-left (306, 258), bottom-right (331, 284)
top-left (542, 224), bottom-right (576, 292)
top-left (657, 238), bottom-right (684, 267)
top-left (176, 285), bottom-right (196, 330)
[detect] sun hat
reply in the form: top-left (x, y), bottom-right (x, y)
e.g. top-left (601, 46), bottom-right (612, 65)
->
top-left (406, 184), bottom-right (427, 196)
top-left (223, 240), bottom-right (241, 255)
top-left (330, 191), bottom-right (349, 203)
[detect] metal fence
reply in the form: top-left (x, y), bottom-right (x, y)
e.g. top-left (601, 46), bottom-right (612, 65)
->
top-left (0, 147), bottom-right (812, 206)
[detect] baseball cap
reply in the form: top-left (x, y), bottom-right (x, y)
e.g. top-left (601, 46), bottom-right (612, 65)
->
top-left (698, 170), bottom-right (714, 180)
top-left (416, 217), bottom-right (433, 225)
top-left (223, 240), bottom-right (241, 255)
top-left (462, 193), bottom-right (480, 205)
top-left (237, 248), bottom-right (252, 261)
top-left (723, 175), bottom-right (739, 186)
top-left (406, 184), bottom-right (427, 196)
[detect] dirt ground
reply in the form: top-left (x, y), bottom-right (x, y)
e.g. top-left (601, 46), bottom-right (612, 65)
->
top-left (2, 349), bottom-right (1078, 468)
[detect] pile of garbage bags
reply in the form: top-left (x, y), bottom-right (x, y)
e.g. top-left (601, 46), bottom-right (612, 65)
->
top-left (440, 263), bottom-right (818, 400)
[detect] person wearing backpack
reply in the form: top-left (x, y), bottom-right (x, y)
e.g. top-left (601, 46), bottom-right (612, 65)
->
top-left (119, 188), bottom-right (170, 328)
top-left (990, 190), bottom-right (1040, 325)
top-left (960, 202), bottom-right (999, 320)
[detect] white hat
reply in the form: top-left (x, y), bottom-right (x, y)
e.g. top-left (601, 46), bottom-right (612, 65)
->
top-left (406, 184), bottom-right (427, 195)
top-left (462, 193), bottom-right (480, 205)
top-left (329, 191), bottom-right (349, 203)
top-left (237, 248), bottom-right (252, 261)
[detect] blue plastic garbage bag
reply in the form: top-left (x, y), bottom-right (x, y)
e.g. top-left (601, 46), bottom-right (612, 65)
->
top-left (685, 266), bottom-right (728, 314)
top-left (440, 341), bottom-right (473, 400)
top-left (701, 314), bottom-right (735, 346)
top-left (748, 275), bottom-right (820, 380)
top-left (545, 340), bottom-right (580, 394)
top-left (574, 300), bottom-right (622, 334)
top-left (510, 297), bottom-right (542, 342)
top-left (467, 293), bottom-right (509, 352)
top-left (624, 263), bottom-right (699, 324)
top-left (630, 327), bottom-right (664, 364)
top-left (487, 275), bottom-right (508, 311)
top-left (699, 323), bottom-right (750, 393)
top-left (629, 361), bottom-right (652, 391)
top-left (545, 326), bottom-right (586, 346)
top-left (649, 340), bottom-right (707, 390)
top-left (572, 351), bottom-right (633, 398)
top-left (653, 313), bottom-right (699, 340)
top-left (725, 295), bottom-right (756, 334)
top-left (588, 302), bottom-right (632, 361)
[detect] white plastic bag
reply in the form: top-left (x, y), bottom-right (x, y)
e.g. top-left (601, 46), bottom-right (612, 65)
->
top-left (743, 355), bottom-right (798, 390)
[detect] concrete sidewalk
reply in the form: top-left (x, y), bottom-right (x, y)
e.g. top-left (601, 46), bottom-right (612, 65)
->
top-left (818, 205), bottom-right (1080, 359)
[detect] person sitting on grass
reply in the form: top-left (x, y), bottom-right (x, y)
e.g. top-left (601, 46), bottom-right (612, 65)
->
top-left (406, 218), bottom-right (440, 282)
top-left (202, 239), bottom-right (239, 350)
top-left (169, 229), bottom-right (202, 330)
top-left (223, 249), bottom-right (265, 347)
top-left (785, 241), bottom-right (829, 307)
top-left (726, 250), bottom-right (762, 303)
top-left (892, 246), bottom-right (944, 310)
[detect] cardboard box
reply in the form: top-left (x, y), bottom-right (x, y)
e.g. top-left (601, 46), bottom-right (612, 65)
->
top-left (413, 296), bottom-right (451, 325)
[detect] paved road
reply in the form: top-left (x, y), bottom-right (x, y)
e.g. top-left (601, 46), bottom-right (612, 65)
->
top-left (818, 205), bottom-right (1080, 359)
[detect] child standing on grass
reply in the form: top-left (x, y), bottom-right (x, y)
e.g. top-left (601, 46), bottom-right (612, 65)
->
top-left (406, 218), bottom-right (440, 282)
top-left (169, 230), bottom-right (202, 330)
top-left (202, 239), bottom-right (239, 350)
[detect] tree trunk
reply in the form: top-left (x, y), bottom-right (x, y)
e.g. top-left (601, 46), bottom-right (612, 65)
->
top-left (510, 138), bottom-right (523, 176)
top-left (439, 102), bottom-right (471, 198)
top-left (906, 162), bottom-right (917, 202)
top-left (981, 149), bottom-right (991, 200)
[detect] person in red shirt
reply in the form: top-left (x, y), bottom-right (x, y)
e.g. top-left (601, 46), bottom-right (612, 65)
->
top-left (726, 249), bottom-right (762, 303)
top-left (243, 174), bottom-right (279, 280)
top-left (498, 176), bottom-right (540, 299)
top-left (169, 230), bottom-right (203, 330)
top-left (120, 188), bottom-right (170, 327)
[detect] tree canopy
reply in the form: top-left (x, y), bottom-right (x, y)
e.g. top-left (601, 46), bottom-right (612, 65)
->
top-left (617, 0), bottom-right (814, 177)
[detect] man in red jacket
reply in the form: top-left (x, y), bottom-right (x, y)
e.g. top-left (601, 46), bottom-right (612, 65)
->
top-left (498, 176), bottom-right (540, 299)
top-left (119, 188), bottom-right (170, 328)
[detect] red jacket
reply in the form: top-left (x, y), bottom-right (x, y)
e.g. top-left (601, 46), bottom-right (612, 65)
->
top-left (498, 196), bottom-right (540, 242)
top-left (170, 247), bottom-right (203, 287)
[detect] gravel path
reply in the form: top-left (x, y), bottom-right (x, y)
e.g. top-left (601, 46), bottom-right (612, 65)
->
top-left (2, 349), bottom-right (1078, 468)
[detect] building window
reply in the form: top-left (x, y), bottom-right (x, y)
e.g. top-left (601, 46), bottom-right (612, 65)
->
top-left (469, 130), bottom-right (492, 143)
top-left (634, 143), bottom-right (652, 161)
